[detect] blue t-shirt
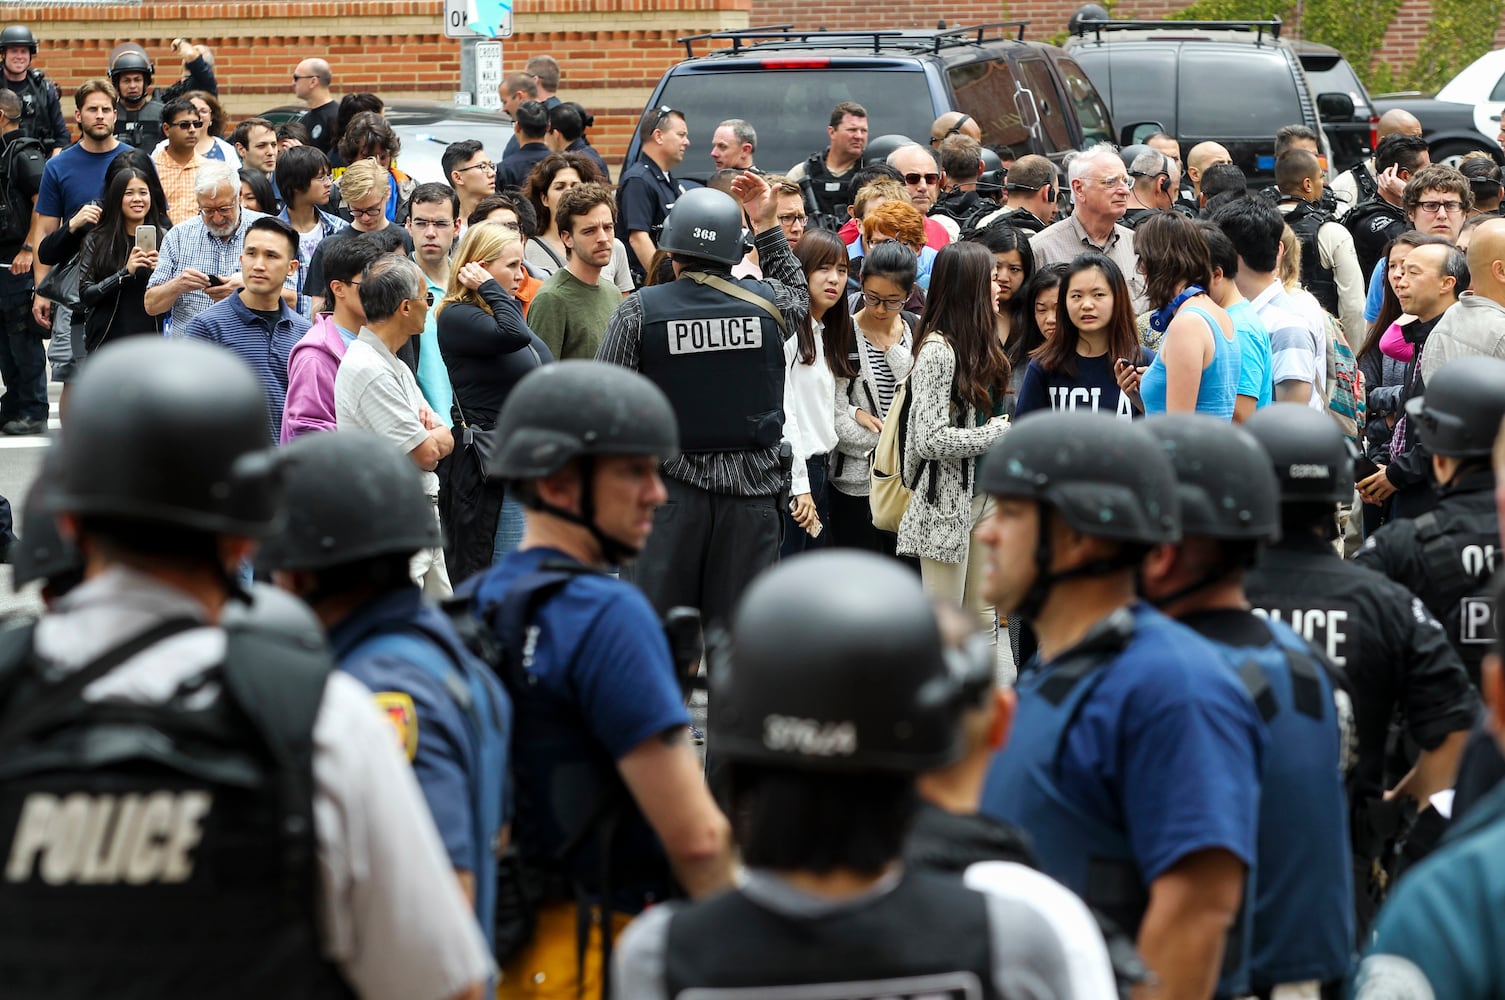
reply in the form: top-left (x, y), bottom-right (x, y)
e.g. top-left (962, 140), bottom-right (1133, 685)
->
top-left (36, 141), bottom-right (128, 220)
top-left (473, 546), bottom-right (690, 909)
top-left (1364, 258), bottom-right (1386, 325)
top-left (1227, 299), bottom-right (1273, 409)
top-left (1140, 304), bottom-right (1240, 419)
top-left (1013, 348), bottom-right (1153, 421)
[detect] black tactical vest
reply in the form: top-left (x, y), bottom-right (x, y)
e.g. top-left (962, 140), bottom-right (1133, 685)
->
top-left (7, 71), bottom-right (58, 151)
top-left (1411, 503), bottom-right (1499, 686)
top-left (638, 274), bottom-right (785, 453)
top-left (0, 619), bottom-right (354, 1000)
top-left (664, 871), bottom-right (999, 999)
top-left (1285, 200), bottom-right (1340, 318)
top-left (115, 99), bottom-right (165, 150)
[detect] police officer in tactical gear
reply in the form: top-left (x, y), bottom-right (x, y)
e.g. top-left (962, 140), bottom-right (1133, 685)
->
top-left (11, 447), bottom-right (82, 606)
top-left (1356, 357), bottom-right (1505, 686)
top-left (0, 25), bottom-right (67, 154)
top-left (612, 550), bottom-right (1120, 999)
top-left (0, 339), bottom-right (494, 999)
top-left (466, 361), bottom-right (734, 997)
top-left (1241, 402), bottom-right (1479, 936)
top-left (1139, 415), bottom-right (1356, 996)
top-left (598, 175), bottom-right (808, 631)
top-left (257, 428), bottom-right (511, 947)
top-left (977, 411), bottom-right (1265, 1000)
top-left (108, 39), bottom-right (218, 150)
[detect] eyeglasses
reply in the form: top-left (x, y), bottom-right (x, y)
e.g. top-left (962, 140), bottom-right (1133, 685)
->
top-left (776, 212), bottom-right (808, 226)
top-left (198, 204), bottom-right (236, 219)
top-left (169, 119), bottom-right (204, 130)
top-left (1088, 175), bottom-right (1133, 189)
top-left (903, 172), bottom-right (941, 187)
top-left (411, 217), bottom-right (454, 231)
top-left (408, 291), bottom-right (436, 307)
top-left (349, 203), bottom-right (386, 220)
top-left (1415, 200), bottom-right (1465, 215)
top-left (456, 161), bottom-right (496, 174)
top-left (862, 290), bottom-right (906, 311)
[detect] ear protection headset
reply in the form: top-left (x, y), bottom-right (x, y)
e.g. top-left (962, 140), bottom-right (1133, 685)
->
top-left (1129, 152), bottom-right (1172, 196)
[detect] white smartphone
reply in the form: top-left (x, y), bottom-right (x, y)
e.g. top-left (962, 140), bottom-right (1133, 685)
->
top-left (135, 225), bottom-right (157, 253)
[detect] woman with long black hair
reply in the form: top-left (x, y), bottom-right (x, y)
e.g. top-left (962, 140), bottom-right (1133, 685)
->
top-left (77, 163), bottom-right (173, 351)
top-left (897, 241), bottom-right (1012, 675)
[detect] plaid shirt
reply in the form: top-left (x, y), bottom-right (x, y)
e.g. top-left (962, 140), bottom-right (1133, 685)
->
top-left (147, 209), bottom-right (279, 332)
top-left (150, 149), bottom-right (209, 226)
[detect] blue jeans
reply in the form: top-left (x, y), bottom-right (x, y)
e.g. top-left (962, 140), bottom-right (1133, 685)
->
top-left (491, 494), bottom-right (526, 563)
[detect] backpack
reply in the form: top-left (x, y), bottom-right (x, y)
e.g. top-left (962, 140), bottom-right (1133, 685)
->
top-left (0, 135), bottom-right (41, 246)
top-left (1321, 313), bottom-right (1366, 447)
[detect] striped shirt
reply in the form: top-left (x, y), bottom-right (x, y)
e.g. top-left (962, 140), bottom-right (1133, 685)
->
top-left (181, 291), bottom-right (311, 445)
top-left (147, 209), bottom-right (275, 332)
top-left (862, 331), bottom-right (905, 418)
top-left (596, 227), bottom-right (811, 497)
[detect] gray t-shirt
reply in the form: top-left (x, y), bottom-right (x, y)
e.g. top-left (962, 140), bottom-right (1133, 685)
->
top-left (334, 328), bottom-right (438, 496)
top-left (611, 863), bottom-right (1118, 999)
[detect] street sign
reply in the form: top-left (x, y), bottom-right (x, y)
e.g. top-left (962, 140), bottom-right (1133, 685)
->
top-left (444, 0), bottom-right (513, 39)
top-left (475, 41), bottom-right (503, 111)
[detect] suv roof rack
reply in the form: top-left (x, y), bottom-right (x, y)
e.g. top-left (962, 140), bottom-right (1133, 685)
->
top-left (677, 21), bottom-right (1031, 59)
top-left (1073, 18), bottom-right (1282, 43)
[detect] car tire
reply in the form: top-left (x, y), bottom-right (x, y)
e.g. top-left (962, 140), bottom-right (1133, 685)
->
top-left (1430, 138), bottom-right (1503, 169)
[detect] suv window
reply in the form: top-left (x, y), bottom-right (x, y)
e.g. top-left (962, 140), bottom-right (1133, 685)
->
top-left (1018, 60), bottom-right (1072, 152)
top-left (1073, 47), bottom-right (1177, 133)
top-left (654, 67), bottom-right (934, 178)
top-left (1176, 49), bottom-right (1301, 138)
top-left (1057, 57), bottom-right (1113, 146)
top-left (1301, 54), bottom-right (1374, 116)
top-left (949, 60), bottom-right (1032, 154)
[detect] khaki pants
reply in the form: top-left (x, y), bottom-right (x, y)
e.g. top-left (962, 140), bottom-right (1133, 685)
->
top-left (918, 494), bottom-right (1016, 684)
top-left (497, 901), bottom-right (635, 999)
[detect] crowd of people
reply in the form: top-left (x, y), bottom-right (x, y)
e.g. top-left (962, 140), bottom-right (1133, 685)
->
top-left (2, 26), bottom-right (1505, 1000)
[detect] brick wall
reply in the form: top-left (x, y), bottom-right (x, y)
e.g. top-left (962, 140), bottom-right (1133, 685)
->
top-left (3, 0), bottom-right (1500, 168)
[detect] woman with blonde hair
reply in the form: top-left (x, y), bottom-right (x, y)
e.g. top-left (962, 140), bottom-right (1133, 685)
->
top-left (436, 221), bottom-right (554, 581)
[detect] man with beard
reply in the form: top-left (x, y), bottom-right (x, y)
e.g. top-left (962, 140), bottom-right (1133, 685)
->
top-left (145, 160), bottom-right (282, 332)
top-left (527, 183), bottom-right (622, 359)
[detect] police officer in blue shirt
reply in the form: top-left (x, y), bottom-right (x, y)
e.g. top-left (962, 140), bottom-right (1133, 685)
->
top-left (617, 105), bottom-right (697, 285)
top-left (257, 428), bottom-right (510, 942)
top-left (469, 361), bottom-right (734, 998)
top-left (1140, 415), bottom-right (1355, 997)
top-left (976, 410), bottom-right (1265, 1000)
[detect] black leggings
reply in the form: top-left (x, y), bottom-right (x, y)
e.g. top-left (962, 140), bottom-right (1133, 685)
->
top-left (827, 487), bottom-right (919, 572)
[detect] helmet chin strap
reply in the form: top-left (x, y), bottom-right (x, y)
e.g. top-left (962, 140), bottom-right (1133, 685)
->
top-left (1145, 544), bottom-right (1259, 611)
top-left (524, 457), bottom-right (642, 566)
top-left (1013, 501), bottom-right (1147, 622)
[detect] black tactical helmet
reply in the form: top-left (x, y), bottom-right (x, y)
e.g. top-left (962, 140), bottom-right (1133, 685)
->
top-left (0, 25), bottom-right (36, 53)
top-left (11, 449), bottom-right (82, 592)
top-left (1405, 356), bottom-right (1505, 458)
top-left (54, 339), bottom-right (281, 535)
top-left (1146, 414), bottom-right (1280, 541)
top-left (1068, 3), bottom-right (1112, 34)
top-left (108, 43), bottom-right (154, 87)
top-left (658, 187), bottom-right (746, 267)
top-left (980, 411), bottom-right (1181, 544)
top-left (1243, 403), bottom-right (1353, 503)
top-left (710, 551), bottom-right (983, 773)
top-left (256, 430), bottom-right (440, 574)
top-left (488, 360), bottom-right (678, 481)
top-left (863, 133), bottom-right (913, 168)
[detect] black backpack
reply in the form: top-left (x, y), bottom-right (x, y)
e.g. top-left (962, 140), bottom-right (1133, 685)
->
top-left (0, 135), bottom-right (41, 247)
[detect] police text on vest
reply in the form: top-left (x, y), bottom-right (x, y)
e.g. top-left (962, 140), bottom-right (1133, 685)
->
top-left (6, 790), bottom-right (212, 885)
top-left (667, 317), bottom-right (762, 354)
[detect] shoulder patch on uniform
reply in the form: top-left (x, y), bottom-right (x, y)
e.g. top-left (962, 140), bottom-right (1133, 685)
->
top-left (373, 691), bottom-right (419, 760)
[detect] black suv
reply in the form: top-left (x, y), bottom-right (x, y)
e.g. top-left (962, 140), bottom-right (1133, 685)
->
top-left (1065, 19), bottom-right (1371, 182)
top-left (626, 24), bottom-right (1117, 183)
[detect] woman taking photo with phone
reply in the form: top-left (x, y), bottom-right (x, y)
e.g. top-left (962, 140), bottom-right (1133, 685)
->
top-left (1014, 253), bottom-right (1152, 420)
top-left (897, 241), bottom-right (1012, 675)
top-left (78, 163), bottom-right (173, 351)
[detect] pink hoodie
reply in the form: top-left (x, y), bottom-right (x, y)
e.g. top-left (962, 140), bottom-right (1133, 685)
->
top-left (281, 312), bottom-right (350, 443)
top-left (1379, 320), bottom-right (1415, 363)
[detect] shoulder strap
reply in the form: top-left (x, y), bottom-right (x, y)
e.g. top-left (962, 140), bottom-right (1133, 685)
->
top-left (534, 238), bottom-right (565, 268)
top-left (682, 271), bottom-right (789, 336)
top-left (478, 560), bottom-right (603, 693)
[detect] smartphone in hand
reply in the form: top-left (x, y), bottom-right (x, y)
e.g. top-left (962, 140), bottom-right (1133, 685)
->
top-left (135, 225), bottom-right (157, 253)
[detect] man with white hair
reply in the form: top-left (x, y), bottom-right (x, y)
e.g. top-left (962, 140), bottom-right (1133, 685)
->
top-left (145, 159), bottom-right (280, 332)
top-left (1030, 143), bottom-right (1147, 312)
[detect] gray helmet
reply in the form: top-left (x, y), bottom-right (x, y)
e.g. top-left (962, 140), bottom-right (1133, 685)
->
top-left (863, 133), bottom-right (913, 168)
top-left (53, 339), bottom-right (281, 535)
top-left (1405, 356), bottom-right (1505, 458)
top-left (1243, 403), bottom-right (1352, 503)
top-left (108, 43), bottom-right (154, 87)
top-left (0, 25), bottom-right (36, 54)
top-left (1068, 3), bottom-right (1112, 34)
top-left (710, 551), bottom-right (985, 773)
top-left (1145, 414), bottom-right (1279, 542)
top-left (658, 187), bottom-right (745, 266)
top-left (255, 430), bottom-right (440, 574)
top-left (12, 448), bottom-right (82, 592)
top-left (1120, 143), bottom-right (1155, 173)
top-left (220, 582), bottom-right (327, 649)
top-left (488, 360), bottom-right (678, 481)
top-left (980, 411), bottom-right (1180, 544)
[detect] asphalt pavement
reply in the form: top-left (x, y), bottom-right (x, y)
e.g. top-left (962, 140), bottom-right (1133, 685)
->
top-left (0, 380), bottom-right (60, 620)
